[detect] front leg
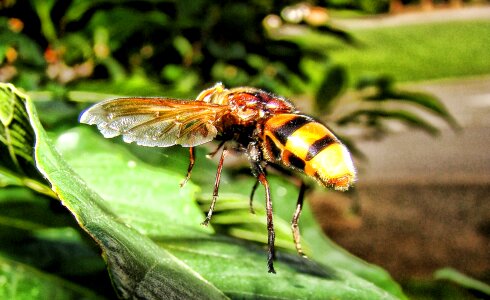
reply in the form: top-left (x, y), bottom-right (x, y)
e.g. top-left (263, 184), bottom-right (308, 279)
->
top-left (248, 142), bottom-right (276, 274)
top-left (180, 147), bottom-right (195, 187)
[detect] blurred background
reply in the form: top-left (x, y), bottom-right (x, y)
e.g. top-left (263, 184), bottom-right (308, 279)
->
top-left (1, 0), bottom-right (489, 298)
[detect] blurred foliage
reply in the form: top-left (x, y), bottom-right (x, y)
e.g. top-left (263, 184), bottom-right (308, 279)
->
top-left (434, 268), bottom-right (490, 296)
top-left (2, 0), bottom-right (317, 95)
top-left (337, 74), bottom-right (461, 140)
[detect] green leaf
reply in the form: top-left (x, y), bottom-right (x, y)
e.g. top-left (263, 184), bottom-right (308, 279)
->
top-left (29, 0), bottom-right (58, 43)
top-left (0, 84), bottom-right (55, 197)
top-left (337, 109), bottom-right (440, 136)
top-left (197, 193), bottom-right (298, 252)
top-left (0, 255), bottom-right (105, 300)
top-left (382, 90), bottom-right (461, 131)
top-left (0, 187), bottom-right (72, 234)
top-left (33, 130), bottom-right (226, 298)
top-left (56, 127), bottom-right (399, 299)
top-left (0, 187), bottom-right (113, 296)
top-left (356, 74), bottom-right (394, 91)
top-left (53, 127), bottom-right (208, 238)
top-left (434, 268), bottom-right (490, 295)
top-left (315, 64), bottom-right (347, 113)
top-left (0, 84), bottom-right (34, 173)
top-left (315, 24), bottom-right (359, 46)
top-left (0, 173), bottom-right (20, 188)
top-left (356, 75), bottom-right (460, 131)
top-left (64, 0), bottom-right (114, 23)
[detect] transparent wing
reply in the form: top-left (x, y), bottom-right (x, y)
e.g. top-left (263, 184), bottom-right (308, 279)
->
top-left (79, 97), bottom-right (231, 147)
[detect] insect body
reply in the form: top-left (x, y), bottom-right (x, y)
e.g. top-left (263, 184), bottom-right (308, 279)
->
top-left (80, 83), bottom-right (356, 273)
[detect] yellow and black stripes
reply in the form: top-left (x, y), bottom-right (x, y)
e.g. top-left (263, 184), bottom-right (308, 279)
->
top-left (273, 116), bottom-right (312, 145)
top-left (305, 135), bottom-right (336, 161)
top-left (262, 114), bottom-right (355, 190)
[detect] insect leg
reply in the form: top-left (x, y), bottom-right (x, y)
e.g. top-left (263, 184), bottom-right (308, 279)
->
top-left (249, 179), bottom-right (259, 214)
top-left (291, 181), bottom-right (307, 257)
top-left (201, 146), bottom-right (228, 226)
top-left (180, 147), bottom-right (195, 187)
top-left (256, 170), bottom-right (276, 274)
top-left (249, 156), bottom-right (276, 273)
top-left (206, 140), bottom-right (226, 159)
top-left (248, 141), bottom-right (276, 273)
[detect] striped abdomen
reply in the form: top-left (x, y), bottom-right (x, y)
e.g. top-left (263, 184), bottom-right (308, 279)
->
top-left (262, 114), bottom-right (356, 191)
